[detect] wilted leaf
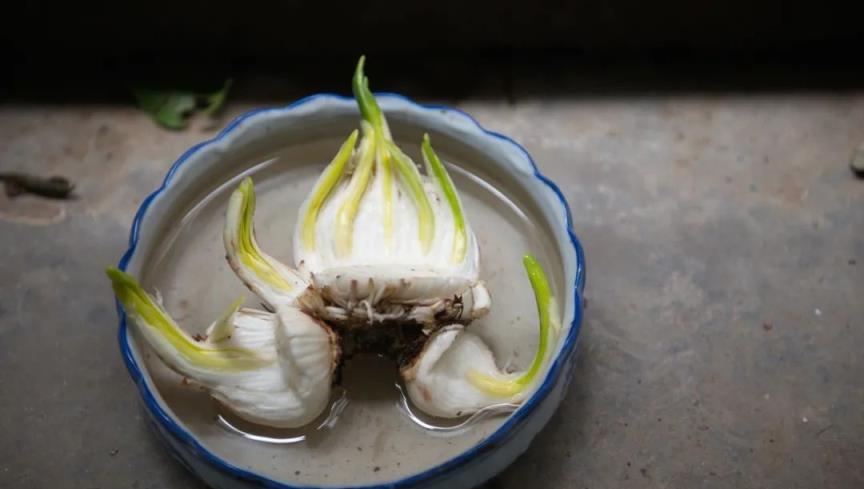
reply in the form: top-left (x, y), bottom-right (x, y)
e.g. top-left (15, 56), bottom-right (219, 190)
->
top-left (132, 88), bottom-right (197, 130)
top-left (132, 78), bottom-right (232, 130)
top-left (0, 173), bottom-right (75, 199)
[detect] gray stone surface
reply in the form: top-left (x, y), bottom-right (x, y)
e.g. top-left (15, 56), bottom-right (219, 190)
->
top-left (1, 89), bottom-right (862, 488)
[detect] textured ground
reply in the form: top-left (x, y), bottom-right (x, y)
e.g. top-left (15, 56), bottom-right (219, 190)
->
top-left (1, 81), bottom-right (862, 488)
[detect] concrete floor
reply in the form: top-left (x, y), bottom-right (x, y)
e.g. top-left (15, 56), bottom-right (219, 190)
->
top-left (1, 86), bottom-right (862, 488)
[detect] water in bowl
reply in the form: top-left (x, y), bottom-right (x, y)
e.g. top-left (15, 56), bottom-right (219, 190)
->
top-left (138, 137), bottom-right (564, 485)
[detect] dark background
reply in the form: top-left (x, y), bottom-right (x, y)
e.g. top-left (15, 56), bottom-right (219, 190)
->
top-left (4, 1), bottom-right (864, 100)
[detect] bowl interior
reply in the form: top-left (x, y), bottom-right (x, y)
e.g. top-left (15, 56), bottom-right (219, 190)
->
top-left (125, 99), bottom-right (575, 487)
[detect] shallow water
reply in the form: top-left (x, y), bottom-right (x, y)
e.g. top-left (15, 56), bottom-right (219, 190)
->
top-left (139, 136), bottom-right (564, 485)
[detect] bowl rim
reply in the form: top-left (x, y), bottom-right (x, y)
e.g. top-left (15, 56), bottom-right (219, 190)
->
top-left (114, 92), bottom-right (587, 488)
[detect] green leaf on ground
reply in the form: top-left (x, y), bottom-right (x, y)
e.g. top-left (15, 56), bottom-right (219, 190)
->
top-left (132, 78), bottom-right (233, 130)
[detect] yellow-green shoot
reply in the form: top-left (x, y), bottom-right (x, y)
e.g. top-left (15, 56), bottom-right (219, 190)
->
top-left (107, 267), bottom-right (268, 371)
top-left (467, 254), bottom-right (560, 396)
top-left (302, 130), bottom-right (358, 251)
top-left (232, 178), bottom-right (295, 291)
top-left (422, 134), bottom-right (467, 263)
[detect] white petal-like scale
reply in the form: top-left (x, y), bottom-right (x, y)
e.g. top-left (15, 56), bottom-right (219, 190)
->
top-left (208, 308), bottom-right (339, 428)
top-left (401, 325), bottom-right (525, 418)
top-left (400, 255), bottom-right (561, 418)
top-left (286, 59), bottom-right (488, 328)
top-left (292, 124), bottom-right (486, 326)
top-left (107, 268), bottom-right (338, 428)
top-left (296, 167), bottom-right (480, 296)
top-left (224, 179), bottom-right (308, 309)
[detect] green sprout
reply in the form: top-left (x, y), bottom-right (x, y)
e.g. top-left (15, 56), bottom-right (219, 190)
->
top-left (422, 134), bottom-right (467, 263)
top-left (106, 268), bottom-right (268, 371)
top-left (232, 178), bottom-right (295, 291)
top-left (302, 130), bottom-right (359, 251)
top-left (467, 254), bottom-right (559, 396)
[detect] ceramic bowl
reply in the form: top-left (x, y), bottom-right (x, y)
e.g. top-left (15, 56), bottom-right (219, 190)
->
top-left (114, 93), bottom-right (586, 489)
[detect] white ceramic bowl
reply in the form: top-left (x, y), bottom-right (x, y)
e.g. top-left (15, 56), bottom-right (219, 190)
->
top-left (115, 93), bottom-right (586, 489)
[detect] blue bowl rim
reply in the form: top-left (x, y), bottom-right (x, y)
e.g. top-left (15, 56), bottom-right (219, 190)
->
top-left (114, 92), bottom-right (587, 489)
